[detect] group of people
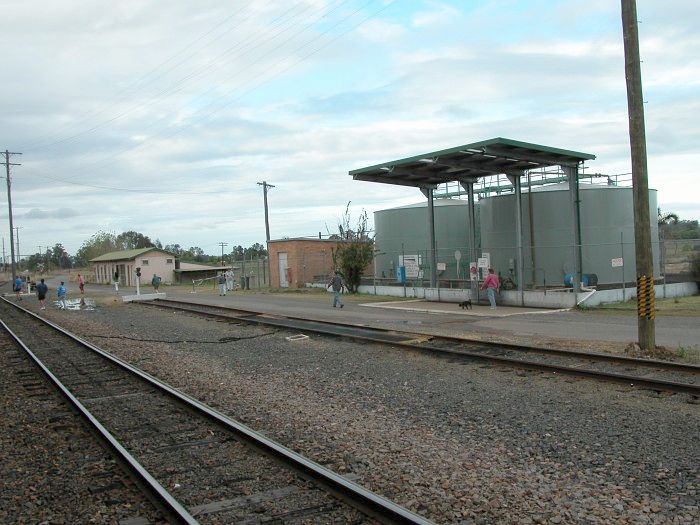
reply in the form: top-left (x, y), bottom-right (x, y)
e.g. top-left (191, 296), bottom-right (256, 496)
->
top-left (14, 276), bottom-right (67, 309)
top-left (12, 273), bottom-right (87, 309)
top-left (216, 270), bottom-right (236, 296)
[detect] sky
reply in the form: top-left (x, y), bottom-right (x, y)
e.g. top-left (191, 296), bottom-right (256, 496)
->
top-left (1, 0), bottom-right (698, 258)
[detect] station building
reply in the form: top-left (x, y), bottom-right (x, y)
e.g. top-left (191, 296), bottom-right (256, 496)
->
top-left (90, 248), bottom-right (177, 286)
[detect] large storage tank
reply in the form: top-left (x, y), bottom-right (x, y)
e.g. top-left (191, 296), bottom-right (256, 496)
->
top-left (479, 183), bottom-right (660, 287)
top-left (374, 199), bottom-right (478, 281)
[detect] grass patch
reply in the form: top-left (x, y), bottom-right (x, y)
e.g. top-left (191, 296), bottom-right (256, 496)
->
top-left (584, 295), bottom-right (700, 316)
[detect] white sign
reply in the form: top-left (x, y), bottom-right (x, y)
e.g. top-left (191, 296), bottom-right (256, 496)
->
top-left (477, 257), bottom-right (489, 269)
top-left (400, 255), bottom-right (421, 278)
top-left (611, 257), bottom-right (624, 267)
top-left (437, 262), bottom-right (446, 271)
top-left (470, 262), bottom-right (478, 281)
top-left (454, 250), bottom-right (462, 261)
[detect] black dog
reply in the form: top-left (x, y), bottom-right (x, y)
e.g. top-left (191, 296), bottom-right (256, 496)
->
top-left (458, 300), bottom-right (472, 310)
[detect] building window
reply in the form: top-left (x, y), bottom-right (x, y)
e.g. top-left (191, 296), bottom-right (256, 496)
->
top-left (142, 259), bottom-right (149, 265)
top-left (166, 258), bottom-right (173, 264)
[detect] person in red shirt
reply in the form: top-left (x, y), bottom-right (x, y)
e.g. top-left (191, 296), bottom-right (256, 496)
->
top-left (78, 274), bottom-right (85, 294)
top-left (480, 268), bottom-right (500, 309)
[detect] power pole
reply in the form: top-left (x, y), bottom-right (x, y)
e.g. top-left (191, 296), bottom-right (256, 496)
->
top-left (622, 0), bottom-right (655, 351)
top-left (257, 181), bottom-right (275, 242)
top-left (14, 226), bottom-right (22, 272)
top-left (3, 150), bottom-right (21, 278)
top-left (219, 242), bottom-right (228, 267)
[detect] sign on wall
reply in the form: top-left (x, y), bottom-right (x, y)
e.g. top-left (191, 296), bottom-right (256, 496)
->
top-left (399, 255), bottom-right (422, 278)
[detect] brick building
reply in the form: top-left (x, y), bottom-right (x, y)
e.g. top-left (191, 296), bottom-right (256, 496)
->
top-left (267, 238), bottom-right (340, 288)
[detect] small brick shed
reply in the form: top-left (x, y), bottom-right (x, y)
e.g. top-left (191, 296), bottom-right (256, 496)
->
top-left (267, 238), bottom-right (342, 288)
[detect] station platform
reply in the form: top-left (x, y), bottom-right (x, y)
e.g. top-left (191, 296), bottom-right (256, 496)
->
top-left (4, 277), bottom-right (699, 355)
top-left (360, 299), bottom-right (566, 318)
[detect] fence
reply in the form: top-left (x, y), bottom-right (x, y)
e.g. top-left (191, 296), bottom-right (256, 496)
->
top-left (368, 239), bottom-right (699, 292)
top-left (228, 257), bottom-right (270, 289)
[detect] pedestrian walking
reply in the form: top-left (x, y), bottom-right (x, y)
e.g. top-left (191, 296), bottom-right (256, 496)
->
top-left (480, 268), bottom-right (500, 309)
top-left (326, 270), bottom-right (347, 308)
top-left (78, 273), bottom-right (85, 294)
top-left (151, 274), bottom-right (161, 292)
top-left (13, 275), bottom-right (23, 301)
top-left (114, 270), bottom-right (119, 292)
top-left (225, 269), bottom-right (235, 291)
top-left (217, 272), bottom-right (227, 296)
top-left (57, 281), bottom-right (67, 309)
top-left (35, 278), bottom-right (48, 310)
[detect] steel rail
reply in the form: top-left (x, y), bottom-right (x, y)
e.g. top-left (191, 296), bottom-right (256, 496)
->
top-left (0, 297), bottom-right (435, 525)
top-left (147, 298), bottom-right (700, 396)
top-left (0, 316), bottom-right (199, 525)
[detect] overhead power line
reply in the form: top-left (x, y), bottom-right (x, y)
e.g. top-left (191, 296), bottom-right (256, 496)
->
top-left (23, 0), bottom-right (323, 153)
top-left (27, 0), bottom-right (395, 184)
top-left (22, 1), bottom-right (275, 151)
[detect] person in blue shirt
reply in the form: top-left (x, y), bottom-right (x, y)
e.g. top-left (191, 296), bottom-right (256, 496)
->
top-left (35, 278), bottom-right (48, 310)
top-left (13, 275), bottom-right (23, 300)
top-left (57, 281), bottom-right (67, 309)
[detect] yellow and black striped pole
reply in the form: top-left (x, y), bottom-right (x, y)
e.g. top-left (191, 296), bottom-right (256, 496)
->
top-left (623, 0), bottom-right (656, 350)
top-left (636, 275), bottom-right (655, 320)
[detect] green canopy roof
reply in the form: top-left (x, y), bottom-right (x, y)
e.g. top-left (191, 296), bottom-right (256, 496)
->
top-left (90, 247), bottom-right (174, 262)
top-left (350, 137), bottom-right (595, 189)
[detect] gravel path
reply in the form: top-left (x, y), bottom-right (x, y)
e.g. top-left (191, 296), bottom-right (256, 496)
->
top-left (10, 297), bottom-right (700, 524)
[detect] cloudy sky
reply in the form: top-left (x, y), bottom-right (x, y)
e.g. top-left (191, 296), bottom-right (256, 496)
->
top-left (1, 0), bottom-right (698, 258)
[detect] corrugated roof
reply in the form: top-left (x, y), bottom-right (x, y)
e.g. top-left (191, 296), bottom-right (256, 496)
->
top-left (90, 247), bottom-right (173, 262)
top-left (350, 137), bottom-right (595, 189)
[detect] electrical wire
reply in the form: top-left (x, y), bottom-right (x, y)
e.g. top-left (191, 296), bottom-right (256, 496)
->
top-left (27, 0), bottom-right (394, 184)
top-left (23, 1), bottom-right (325, 153)
top-left (23, 1), bottom-right (275, 150)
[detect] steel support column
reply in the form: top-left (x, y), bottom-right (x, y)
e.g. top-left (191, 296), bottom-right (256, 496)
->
top-left (564, 165), bottom-right (582, 294)
top-left (507, 173), bottom-right (525, 306)
top-left (421, 187), bottom-right (438, 288)
top-left (461, 180), bottom-right (478, 301)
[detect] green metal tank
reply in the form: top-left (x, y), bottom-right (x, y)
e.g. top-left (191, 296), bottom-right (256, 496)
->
top-left (479, 183), bottom-right (660, 287)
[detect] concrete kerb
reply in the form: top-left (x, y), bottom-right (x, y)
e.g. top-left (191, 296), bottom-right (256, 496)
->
top-left (358, 281), bottom-right (698, 309)
top-left (360, 299), bottom-right (567, 318)
top-left (122, 292), bottom-right (167, 303)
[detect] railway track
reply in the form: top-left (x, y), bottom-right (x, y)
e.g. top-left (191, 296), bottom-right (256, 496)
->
top-left (146, 298), bottom-right (700, 397)
top-left (0, 297), bottom-right (434, 525)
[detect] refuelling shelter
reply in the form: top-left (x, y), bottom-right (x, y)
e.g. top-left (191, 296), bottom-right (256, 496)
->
top-left (349, 137), bottom-right (596, 303)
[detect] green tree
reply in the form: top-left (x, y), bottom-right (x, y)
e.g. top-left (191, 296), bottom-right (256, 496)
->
top-left (116, 230), bottom-right (153, 250)
top-left (164, 244), bottom-right (184, 257)
top-left (50, 243), bottom-right (71, 269)
top-left (330, 203), bottom-right (374, 293)
top-left (658, 209), bottom-right (700, 240)
top-left (74, 231), bottom-right (118, 266)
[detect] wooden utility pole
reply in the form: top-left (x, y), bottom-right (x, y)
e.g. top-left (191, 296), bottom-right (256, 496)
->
top-left (257, 181), bottom-right (275, 288)
top-left (218, 242), bottom-right (228, 267)
top-left (3, 150), bottom-right (21, 279)
top-left (621, 0), bottom-right (655, 350)
top-left (257, 181), bottom-right (275, 242)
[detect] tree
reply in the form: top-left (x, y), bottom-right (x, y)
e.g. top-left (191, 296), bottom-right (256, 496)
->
top-left (164, 244), bottom-right (184, 257)
top-left (50, 243), bottom-right (71, 269)
top-left (116, 230), bottom-right (153, 250)
top-left (74, 231), bottom-right (118, 266)
top-left (330, 203), bottom-right (374, 293)
top-left (658, 209), bottom-right (700, 240)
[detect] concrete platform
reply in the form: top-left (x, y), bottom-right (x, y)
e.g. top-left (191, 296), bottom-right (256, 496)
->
top-left (361, 299), bottom-right (567, 317)
top-left (122, 292), bottom-right (166, 303)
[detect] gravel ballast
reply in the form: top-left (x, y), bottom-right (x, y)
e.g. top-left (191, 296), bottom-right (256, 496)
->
top-left (7, 297), bottom-right (699, 524)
